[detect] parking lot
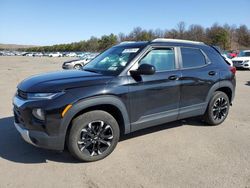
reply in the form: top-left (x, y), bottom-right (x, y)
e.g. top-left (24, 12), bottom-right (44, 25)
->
top-left (0, 56), bottom-right (249, 188)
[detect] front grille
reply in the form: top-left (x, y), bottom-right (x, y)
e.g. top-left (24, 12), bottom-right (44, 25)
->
top-left (17, 89), bottom-right (27, 99)
top-left (13, 105), bottom-right (20, 115)
top-left (13, 105), bottom-right (25, 125)
top-left (233, 61), bottom-right (243, 64)
top-left (14, 112), bottom-right (20, 123)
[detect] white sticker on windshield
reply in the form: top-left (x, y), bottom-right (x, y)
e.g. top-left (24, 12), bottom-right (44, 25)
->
top-left (122, 48), bottom-right (139, 53)
top-left (108, 66), bottom-right (118, 71)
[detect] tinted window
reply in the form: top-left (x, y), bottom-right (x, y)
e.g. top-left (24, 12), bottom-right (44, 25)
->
top-left (181, 48), bottom-right (206, 68)
top-left (139, 48), bottom-right (175, 71)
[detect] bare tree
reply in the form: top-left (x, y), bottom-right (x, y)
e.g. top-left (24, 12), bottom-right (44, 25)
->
top-left (235, 25), bottom-right (250, 48)
top-left (206, 24), bottom-right (230, 50)
top-left (186, 24), bottom-right (206, 41)
top-left (27, 23), bottom-right (250, 52)
top-left (176, 21), bottom-right (186, 39)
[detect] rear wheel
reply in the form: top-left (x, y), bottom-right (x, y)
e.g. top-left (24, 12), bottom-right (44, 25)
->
top-left (203, 91), bottom-right (230, 125)
top-left (67, 110), bottom-right (120, 162)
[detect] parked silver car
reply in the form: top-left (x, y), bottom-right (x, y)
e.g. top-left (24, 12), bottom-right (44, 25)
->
top-left (62, 55), bottom-right (98, 70)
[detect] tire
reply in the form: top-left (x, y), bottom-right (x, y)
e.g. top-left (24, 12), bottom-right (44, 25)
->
top-left (67, 110), bottom-right (120, 162)
top-left (203, 91), bottom-right (230, 125)
top-left (74, 64), bottom-right (82, 70)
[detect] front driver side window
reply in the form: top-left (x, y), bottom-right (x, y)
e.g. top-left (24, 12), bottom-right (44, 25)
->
top-left (139, 48), bottom-right (175, 72)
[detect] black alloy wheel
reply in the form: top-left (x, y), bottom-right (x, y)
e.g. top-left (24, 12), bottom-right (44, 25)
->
top-left (67, 110), bottom-right (120, 162)
top-left (203, 91), bottom-right (230, 125)
top-left (77, 120), bottom-right (114, 156)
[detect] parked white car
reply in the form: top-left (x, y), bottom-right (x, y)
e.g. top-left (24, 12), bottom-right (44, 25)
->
top-left (66, 52), bottom-right (77, 57)
top-left (34, 52), bottom-right (43, 57)
top-left (25, 53), bottom-right (34, 57)
top-left (232, 50), bottom-right (250, 69)
top-left (49, 52), bottom-right (62, 57)
top-left (77, 53), bottom-right (87, 58)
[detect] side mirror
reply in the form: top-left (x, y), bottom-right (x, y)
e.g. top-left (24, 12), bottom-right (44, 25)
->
top-left (130, 64), bottom-right (156, 76)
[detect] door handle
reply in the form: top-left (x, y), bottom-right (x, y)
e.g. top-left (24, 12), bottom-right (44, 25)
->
top-left (168, 75), bottom-right (179, 80)
top-left (208, 71), bottom-right (216, 76)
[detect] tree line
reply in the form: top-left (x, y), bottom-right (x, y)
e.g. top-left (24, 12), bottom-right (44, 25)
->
top-left (26, 22), bottom-right (250, 52)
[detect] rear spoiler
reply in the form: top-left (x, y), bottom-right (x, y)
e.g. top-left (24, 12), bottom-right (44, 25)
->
top-left (210, 45), bottom-right (231, 66)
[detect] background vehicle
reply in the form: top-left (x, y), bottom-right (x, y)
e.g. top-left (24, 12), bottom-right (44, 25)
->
top-left (66, 52), bottom-right (77, 57)
top-left (34, 52), bottom-right (44, 57)
top-left (62, 54), bottom-right (98, 70)
top-left (228, 50), bottom-right (238, 59)
top-left (232, 50), bottom-right (250, 69)
top-left (48, 52), bottom-right (62, 57)
top-left (25, 53), bottom-right (34, 57)
top-left (76, 52), bottom-right (86, 58)
top-left (13, 39), bottom-right (236, 162)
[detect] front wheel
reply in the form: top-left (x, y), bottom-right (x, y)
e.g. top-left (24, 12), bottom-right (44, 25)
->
top-left (74, 64), bottom-right (82, 70)
top-left (203, 91), bottom-right (230, 125)
top-left (67, 110), bottom-right (120, 162)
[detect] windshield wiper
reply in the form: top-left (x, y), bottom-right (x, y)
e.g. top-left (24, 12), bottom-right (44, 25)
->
top-left (83, 69), bottom-right (100, 74)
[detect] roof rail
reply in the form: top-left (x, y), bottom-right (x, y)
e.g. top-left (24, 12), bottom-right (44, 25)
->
top-left (119, 41), bottom-right (137, 44)
top-left (152, 38), bottom-right (204, 44)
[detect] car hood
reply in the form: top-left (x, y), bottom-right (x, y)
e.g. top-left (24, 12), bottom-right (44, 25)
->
top-left (18, 70), bottom-right (114, 92)
top-left (63, 59), bottom-right (79, 64)
top-left (232, 57), bottom-right (250, 61)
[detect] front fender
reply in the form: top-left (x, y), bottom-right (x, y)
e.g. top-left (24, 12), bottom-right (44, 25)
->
top-left (59, 95), bottom-right (130, 147)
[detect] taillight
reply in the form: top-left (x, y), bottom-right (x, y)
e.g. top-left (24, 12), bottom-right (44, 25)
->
top-left (230, 66), bottom-right (236, 75)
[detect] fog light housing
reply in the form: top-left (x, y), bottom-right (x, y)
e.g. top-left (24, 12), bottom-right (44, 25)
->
top-left (32, 108), bottom-right (45, 121)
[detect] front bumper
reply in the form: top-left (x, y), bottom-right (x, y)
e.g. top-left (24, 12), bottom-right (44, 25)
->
top-left (15, 122), bottom-right (36, 146)
top-left (13, 95), bottom-right (66, 151)
top-left (62, 64), bottom-right (74, 69)
top-left (14, 121), bottom-right (65, 150)
top-left (233, 61), bottom-right (250, 69)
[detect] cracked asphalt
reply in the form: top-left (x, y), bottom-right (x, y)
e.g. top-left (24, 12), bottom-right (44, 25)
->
top-left (0, 56), bottom-right (249, 188)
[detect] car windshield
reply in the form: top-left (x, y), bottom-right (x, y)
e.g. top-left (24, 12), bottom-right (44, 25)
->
top-left (83, 46), bottom-right (143, 75)
top-left (238, 51), bottom-right (250, 57)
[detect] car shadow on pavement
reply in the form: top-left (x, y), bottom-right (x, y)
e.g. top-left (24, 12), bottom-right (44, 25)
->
top-left (0, 116), bottom-right (206, 164)
top-left (246, 81), bottom-right (250, 86)
top-left (120, 117), bottom-right (207, 141)
top-left (0, 116), bottom-right (79, 164)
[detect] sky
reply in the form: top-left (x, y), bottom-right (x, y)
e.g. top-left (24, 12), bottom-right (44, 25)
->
top-left (0, 0), bottom-right (249, 45)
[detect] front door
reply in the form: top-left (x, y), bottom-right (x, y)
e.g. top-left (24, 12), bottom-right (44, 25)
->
top-left (128, 47), bottom-right (181, 131)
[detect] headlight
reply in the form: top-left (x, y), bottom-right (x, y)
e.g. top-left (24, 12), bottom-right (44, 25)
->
top-left (244, 60), bottom-right (249, 63)
top-left (32, 108), bottom-right (45, 120)
top-left (27, 92), bottom-right (64, 100)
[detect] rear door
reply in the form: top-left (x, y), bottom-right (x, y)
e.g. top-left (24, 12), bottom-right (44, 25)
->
top-left (178, 47), bottom-right (219, 119)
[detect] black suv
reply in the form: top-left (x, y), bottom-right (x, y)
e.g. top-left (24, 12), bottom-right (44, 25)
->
top-left (13, 39), bottom-right (236, 162)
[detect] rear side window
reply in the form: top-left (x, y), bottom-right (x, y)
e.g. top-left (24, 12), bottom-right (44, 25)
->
top-left (181, 48), bottom-right (206, 68)
top-left (139, 48), bottom-right (175, 72)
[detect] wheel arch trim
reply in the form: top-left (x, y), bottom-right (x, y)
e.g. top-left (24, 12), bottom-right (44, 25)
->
top-left (60, 95), bottom-right (130, 145)
top-left (205, 80), bottom-right (234, 104)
